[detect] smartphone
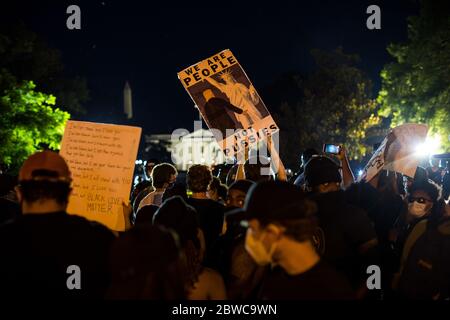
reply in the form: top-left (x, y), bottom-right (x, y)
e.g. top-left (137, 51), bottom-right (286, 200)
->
top-left (323, 144), bottom-right (341, 155)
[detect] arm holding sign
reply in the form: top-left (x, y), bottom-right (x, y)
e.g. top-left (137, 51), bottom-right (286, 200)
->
top-left (267, 136), bottom-right (287, 182)
top-left (337, 146), bottom-right (355, 189)
top-left (235, 141), bottom-right (249, 181)
top-left (205, 77), bottom-right (225, 92)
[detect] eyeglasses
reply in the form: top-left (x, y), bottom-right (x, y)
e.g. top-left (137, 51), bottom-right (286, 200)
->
top-left (408, 197), bottom-right (433, 204)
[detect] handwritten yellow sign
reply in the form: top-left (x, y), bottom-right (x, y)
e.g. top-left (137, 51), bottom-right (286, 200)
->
top-left (60, 120), bottom-right (141, 231)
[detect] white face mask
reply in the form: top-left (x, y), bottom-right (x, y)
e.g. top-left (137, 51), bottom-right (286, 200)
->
top-left (408, 201), bottom-right (428, 218)
top-left (245, 230), bottom-right (277, 266)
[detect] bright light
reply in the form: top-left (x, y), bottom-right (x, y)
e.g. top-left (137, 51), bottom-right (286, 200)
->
top-left (358, 170), bottom-right (364, 177)
top-left (415, 135), bottom-right (441, 157)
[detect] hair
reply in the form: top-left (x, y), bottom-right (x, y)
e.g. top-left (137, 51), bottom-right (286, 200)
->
top-left (218, 184), bottom-right (228, 201)
top-left (187, 165), bottom-right (212, 193)
top-left (244, 156), bottom-right (274, 182)
top-left (409, 179), bottom-right (442, 203)
top-left (228, 179), bottom-right (254, 194)
top-left (134, 204), bottom-right (159, 226)
top-left (258, 197), bottom-right (318, 243)
top-left (162, 183), bottom-right (187, 202)
top-left (151, 163), bottom-right (177, 188)
top-left (152, 196), bottom-right (203, 289)
top-left (209, 176), bottom-right (227, 200)
top-left (19, 180), bottom-right (71, 205)
top-left (301, 148), bottom-right (319, 164)
top-left (107, 225), bottom-right (186, 299)
top-left (259, 217), bottom-right (318, 243)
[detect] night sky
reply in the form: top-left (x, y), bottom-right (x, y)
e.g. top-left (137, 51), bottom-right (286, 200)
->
top-left (1, 0), bottom-right (419, 135)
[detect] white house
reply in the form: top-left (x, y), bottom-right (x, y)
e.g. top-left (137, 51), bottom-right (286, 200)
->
top-left (171, 129), bottom-right (225, 171)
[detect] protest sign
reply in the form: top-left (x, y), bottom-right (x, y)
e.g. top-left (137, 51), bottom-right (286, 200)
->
top-left (60, 120), bottom-right (141, 231)
top-left (178, 49), bottom-right (279, 159)
top-left (359, 123), bottom-right (428, 182)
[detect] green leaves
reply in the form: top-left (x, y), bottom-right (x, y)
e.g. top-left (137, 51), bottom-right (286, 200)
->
top-left (0, 77), bottom-right (70, 173)
top-left (377, 0), bottom-right (450, 153)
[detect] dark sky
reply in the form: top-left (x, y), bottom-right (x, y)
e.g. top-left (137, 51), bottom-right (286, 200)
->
top-left (1, 0), bottom-right (419, 136)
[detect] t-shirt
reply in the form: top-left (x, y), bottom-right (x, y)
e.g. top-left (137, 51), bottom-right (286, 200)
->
top-left (310, 191), bottom-right (378, 287)
top-left (0, 211), bottom-right (115, 299)
top-left (259, 261), bottom-right (354, 300)
top-left (137, 190), bottom-right (165, 211)
top-left (186, 198), bottom-right (224, 254)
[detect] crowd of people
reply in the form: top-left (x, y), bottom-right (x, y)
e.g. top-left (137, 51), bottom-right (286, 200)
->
top-left (0, 145), bottom-right (449, 300)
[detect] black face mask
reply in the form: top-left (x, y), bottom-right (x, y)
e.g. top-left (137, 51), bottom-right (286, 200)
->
top-left (167, 182), bottom-right (175, 189)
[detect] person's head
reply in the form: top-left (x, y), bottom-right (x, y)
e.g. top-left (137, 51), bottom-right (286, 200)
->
top-left (429, 158), bottom-right (440, 168)
top-left (301, 148), bottom-right (319, 167)
top-left (186, 164), bottom-right (212, 194)
top-left (244, 156), bottom-right (274, 182)
top-left (304, 156), bottom-right (342, 194)
top-left (151, 163), bottom-right (177, 190)
top-left (145, 159), bottom-right (160, 180)
top-left (107, 224), bottom-right (185, 299)
top-left (153, 196), bottom-right (204, 288)
top-left (134, 204), bottom-right (159, 226)
top-left (202, 89), bottom-right (215, 102)
top-left (238, 181), bottom-right (318, 266)
top-left (407, 180), bottom-right (442, 220)
top-left (219, 71), bottom-right (235, 83)
top-left (15, 151), bottom-right (72, 214)
top-left (226, 179), bottom-right (255, 209)
top-left (162, 183), bottom-right (187, 202)
top-left (207, 176), bottom-right (227, 202)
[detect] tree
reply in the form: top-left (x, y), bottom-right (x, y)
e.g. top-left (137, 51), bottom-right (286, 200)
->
top-left (378, 0), bottom-right (450, 152)
top-left (0, 23), bottom-right (89, 114)
top-left (273, 48), bottom-right (380, 168)
top-left (0, 71), bottom-right (70, 173)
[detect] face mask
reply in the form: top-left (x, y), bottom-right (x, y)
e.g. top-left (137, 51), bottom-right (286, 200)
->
top-left (245, 230), bottom-right (277, 266)
top-left (408, 201), bottom-right (428, 218)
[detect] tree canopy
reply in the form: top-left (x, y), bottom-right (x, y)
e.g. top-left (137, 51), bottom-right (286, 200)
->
top-left (272, 48), bottom-right (380, 168)
top-left (0, 70), bottom-right (70, 173)
top-left (378, 0), bottom-right (450, 152)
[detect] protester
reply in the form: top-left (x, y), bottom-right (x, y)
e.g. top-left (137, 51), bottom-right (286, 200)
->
top-left (162, 182), bottom-right (188, 202)
top-left (213, 179), bottom-right (258, 299)
top-left (243, 156), bottom-right (275, 182)
top-left (292, 148), bottom-right (319, 186)
top-left (442, 160), bottom-right (450, 201)
top-left (136, 163), bottom-right (177, 212)
top-left (208, 176), bottom-right (228, 204)
top-left (226, 179), bottom-right (255, 210)
top-left (395, 196), bottom-right (449, 299)
top-left (107, 224), bottom-right (186, 299)
top-left (186, 165), bottom-right (225, 265)
top-left (304, 156), bottom-right (379, 295)
top-left (134, 204), bottom-right (159, 226)
top-left (131, 159), bottom-right (160, 211)
top-left (426, 158), bottom-right (444, 185)
top-left (239, 180), bottom-right (355, 299)
top-left (153, 196), bottom-right (226, 300)
top-left (0, 151), bottom-right (115, 299)
top-left (392, 179), bottom-right (443, 259)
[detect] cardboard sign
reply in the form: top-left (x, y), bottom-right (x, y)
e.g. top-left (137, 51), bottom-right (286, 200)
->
top-left (359, 123), bottom-right (428, 182)
top-left (60, 120), bottom-right (141, 231)
top-left (178, 49), bottom-right (279, 158)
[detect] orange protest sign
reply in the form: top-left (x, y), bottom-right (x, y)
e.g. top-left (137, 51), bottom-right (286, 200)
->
top-left (178, 49), bottom-right (279, 159)
top-left (60, 120), bottom-right (141, 231)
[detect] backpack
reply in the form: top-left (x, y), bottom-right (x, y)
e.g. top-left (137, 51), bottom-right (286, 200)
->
top-left (399, 218), bottom-right (450, 299)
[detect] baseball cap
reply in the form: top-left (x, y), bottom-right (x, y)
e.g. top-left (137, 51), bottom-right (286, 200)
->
top-left (19, 151), bottom-right (71, 183)
top-left (230, 180), bottom-right (317, 223)
top-left (304, 155), bottom-right (341, 187)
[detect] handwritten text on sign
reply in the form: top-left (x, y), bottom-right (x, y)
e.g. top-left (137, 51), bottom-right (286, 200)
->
top-left (60, 120), bottom-right (141, 231)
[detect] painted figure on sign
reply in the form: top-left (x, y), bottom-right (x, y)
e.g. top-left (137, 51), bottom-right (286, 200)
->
top-left (205, 70), bottom-right (263, 129)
